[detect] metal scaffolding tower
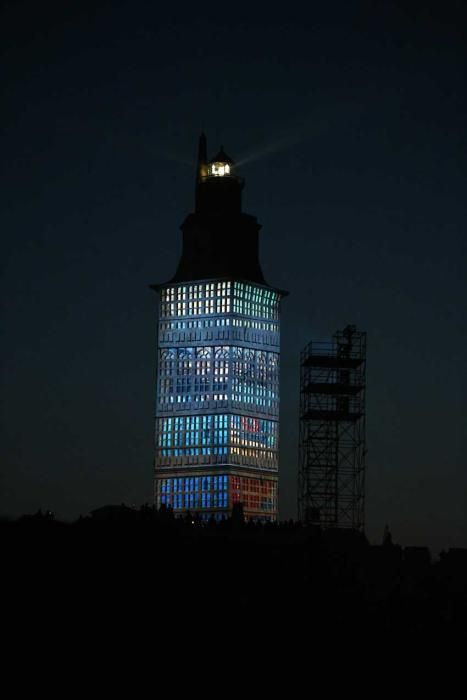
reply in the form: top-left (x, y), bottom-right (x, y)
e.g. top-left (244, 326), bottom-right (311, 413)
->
top-left (298, 325), bottom-right (366, 530)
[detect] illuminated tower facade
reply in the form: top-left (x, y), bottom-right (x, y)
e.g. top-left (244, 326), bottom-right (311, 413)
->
top-left (152, 135), bottom-right (286, 521)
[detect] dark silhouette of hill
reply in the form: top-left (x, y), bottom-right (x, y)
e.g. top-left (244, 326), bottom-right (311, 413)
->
top-left (2, 506), bottom-right (466, 640)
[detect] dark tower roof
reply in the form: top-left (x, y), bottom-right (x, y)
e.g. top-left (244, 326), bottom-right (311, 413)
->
top-left (209, 146), bottom-right (234, 165)
top-left (151, 134), bottom-right (286, 293)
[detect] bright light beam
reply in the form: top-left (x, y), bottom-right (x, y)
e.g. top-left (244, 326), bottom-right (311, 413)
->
top-left (235, 123), bottom-right (316, 168)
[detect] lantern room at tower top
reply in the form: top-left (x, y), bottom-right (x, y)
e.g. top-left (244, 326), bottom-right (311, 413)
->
top-left (205, 146), bottom-right (234, 178)
top-left (194, 135), bottom-right (243, 216)
top-left (151, 134), bottom-right (287, 522)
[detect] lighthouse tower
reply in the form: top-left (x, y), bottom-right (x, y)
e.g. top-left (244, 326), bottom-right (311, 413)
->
top-left (151, 135), bottom-right (286, 521)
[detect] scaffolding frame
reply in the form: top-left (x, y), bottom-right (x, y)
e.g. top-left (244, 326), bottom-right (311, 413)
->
top-left (298, 325), bottom-right (366, 530)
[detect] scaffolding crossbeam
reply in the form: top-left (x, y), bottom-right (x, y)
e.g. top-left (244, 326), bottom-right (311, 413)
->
top-left (302, 355), bottom-right (363, 369)
top-left (303, 382), bottom-right (363, 395)
top-left (302, 410), bottom-right (363, 422)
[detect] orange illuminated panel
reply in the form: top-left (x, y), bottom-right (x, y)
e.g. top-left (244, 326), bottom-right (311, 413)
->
top-left (229, 475), bottom-right (277, 516)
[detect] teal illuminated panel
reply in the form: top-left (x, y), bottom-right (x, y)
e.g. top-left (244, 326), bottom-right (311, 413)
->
top-left (233, 282), bottom-right (279, 320)
top-left (156, 414), bottom-right (229, 457)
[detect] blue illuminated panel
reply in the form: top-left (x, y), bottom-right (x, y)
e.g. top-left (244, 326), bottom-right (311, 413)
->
top-left (158, 475), bottom-right (229, 510)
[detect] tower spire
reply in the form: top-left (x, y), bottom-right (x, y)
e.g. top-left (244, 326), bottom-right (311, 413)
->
top-left (197, 132), bottom-right (207, 182)
top-left (195, 132), bottom-right (208, 210)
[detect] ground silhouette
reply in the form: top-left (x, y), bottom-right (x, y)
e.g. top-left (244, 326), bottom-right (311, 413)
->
top-left (3, 505), bottom-right (466, 640)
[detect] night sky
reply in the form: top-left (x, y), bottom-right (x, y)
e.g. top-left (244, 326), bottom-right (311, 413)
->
top-left (1, 0), bottom-right (466, 551)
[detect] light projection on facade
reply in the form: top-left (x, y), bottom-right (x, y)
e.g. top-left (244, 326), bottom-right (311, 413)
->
top-left (151, 135), bottom-right (286, 521)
